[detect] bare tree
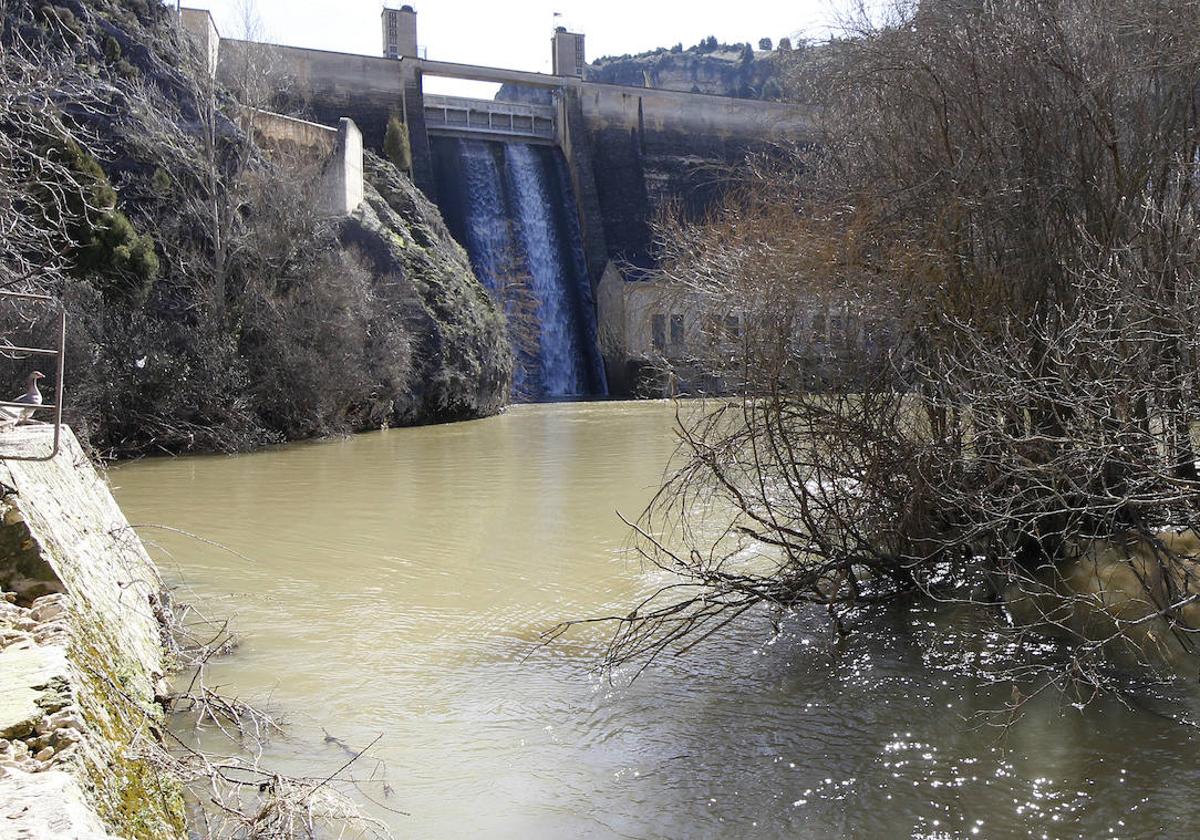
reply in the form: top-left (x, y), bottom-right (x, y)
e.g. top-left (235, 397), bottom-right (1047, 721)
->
top-left (0, 0), bottom-right (108, 294)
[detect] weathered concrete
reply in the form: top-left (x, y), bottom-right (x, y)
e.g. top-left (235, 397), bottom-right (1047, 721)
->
top-left (242, 109), bottom-right (364, 215)
top-left (328, 117), bottom-right (365, 215)
top-left (558, 89), bottom-right (609, 284)
top-left (178, 8), bottom-right (219, 78)
top-left (0, 426), bottom-right (184, 840)
top-left (424, 94), bottom-right (556, 143)
top-left (245, 108), bottom-right (338, 158)
top-left (415, 58), bottom-right (576, 90)
top-left (218, 38), bottom-right (406, 150)
top-left (207, 30), bottom-right (812, 262)
top-left (579, 81), bottom-right (810, 141)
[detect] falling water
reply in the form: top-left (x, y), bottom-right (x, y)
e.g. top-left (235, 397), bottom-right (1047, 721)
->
top-left (431, 137), bottom-right (607, 400)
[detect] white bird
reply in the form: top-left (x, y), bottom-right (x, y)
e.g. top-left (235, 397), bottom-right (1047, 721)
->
top-left (0, 371), bottom-right (45, 429)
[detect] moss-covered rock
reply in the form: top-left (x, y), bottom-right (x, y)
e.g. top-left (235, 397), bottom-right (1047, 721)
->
top-left (0, 427), bottom-right (185, 838)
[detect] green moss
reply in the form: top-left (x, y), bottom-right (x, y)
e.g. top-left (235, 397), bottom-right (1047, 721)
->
top-left (384, 114), bottom-right (412, 173)
top-left (72, 609), bottom-right (186, 840)
top-left (45, 137), bottom-right (159, 305)
top-left (103, 35), bottom-right (122, 63)
top-left (150, 167), bottom-right (172, 196)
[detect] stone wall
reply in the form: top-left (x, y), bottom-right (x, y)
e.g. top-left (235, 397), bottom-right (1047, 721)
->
top-left (0, 427), bottom-right (184, 840)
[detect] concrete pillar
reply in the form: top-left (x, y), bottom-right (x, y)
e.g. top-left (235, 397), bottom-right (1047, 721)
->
top-left (320, 117), bottom-right (364, 216)
top-left (552, 28), bottom-right (586, 77)
top-left (383, 5), bottom-right (418, 59)
top-left (179, 7), bottom-right (220, 77)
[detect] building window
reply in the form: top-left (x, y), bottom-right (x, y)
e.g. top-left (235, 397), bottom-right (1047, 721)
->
top-left (652, 314), bottom-right (666, 350)
top-left (724, 315), bottom-right (740, 338)
top-left (670, 314), bottom-right (684, 345)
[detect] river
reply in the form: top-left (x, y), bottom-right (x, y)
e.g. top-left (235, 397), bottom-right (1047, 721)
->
top-left (110, 401), bottom-right (1200, 839)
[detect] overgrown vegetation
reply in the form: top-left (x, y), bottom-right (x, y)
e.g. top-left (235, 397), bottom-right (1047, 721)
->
top-left (586, 0), bottom-right (1200, 704)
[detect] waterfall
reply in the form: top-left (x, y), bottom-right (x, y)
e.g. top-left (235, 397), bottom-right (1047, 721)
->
top-left (431, 137), bottom-right (607, 400)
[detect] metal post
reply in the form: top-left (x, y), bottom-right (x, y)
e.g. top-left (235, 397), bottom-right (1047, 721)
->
top-left (0, 291), bottom-right (67, 462)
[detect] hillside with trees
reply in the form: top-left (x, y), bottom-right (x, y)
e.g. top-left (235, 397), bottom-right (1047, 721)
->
top-left (1, 0), bottom-right (512, 458)
top-left (584, 35), bottom-right (803, 100)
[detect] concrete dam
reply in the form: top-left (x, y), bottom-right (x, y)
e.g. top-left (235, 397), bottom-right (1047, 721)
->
top-left (186, 5), bottom-right (812, 396)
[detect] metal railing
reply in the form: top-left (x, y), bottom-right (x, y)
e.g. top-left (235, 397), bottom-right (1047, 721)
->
top-left (423, 94), bottom-right (557, 141)
top-left (0, 290), bottom-right (66, 462)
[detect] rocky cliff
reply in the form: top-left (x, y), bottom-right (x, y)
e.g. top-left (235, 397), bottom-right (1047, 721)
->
top-left (343, 153), bottom-right (512, 423)
top-left (501, 39), bottom-right (799, 104)
top-left (586, 43), bottom-right (786, 99)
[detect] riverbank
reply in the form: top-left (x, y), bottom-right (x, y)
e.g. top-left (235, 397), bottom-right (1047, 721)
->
top-left (0, 426), bottom-right (183, 839)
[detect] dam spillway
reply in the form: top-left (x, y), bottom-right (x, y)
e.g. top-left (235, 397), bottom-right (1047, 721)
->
top-left (431, 137), bottom-right (607, 400)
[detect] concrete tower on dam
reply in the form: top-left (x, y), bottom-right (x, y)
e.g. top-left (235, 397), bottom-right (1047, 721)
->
top-left (185, 4), bottom-right (812, 394)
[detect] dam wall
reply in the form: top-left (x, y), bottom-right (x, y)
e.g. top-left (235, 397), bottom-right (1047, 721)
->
top-left (578, 82), bottom-right (810, 265)
top-left (218, 38), bottom-right (405, 151)
top-left (0, 427), bottom-right (184, 839)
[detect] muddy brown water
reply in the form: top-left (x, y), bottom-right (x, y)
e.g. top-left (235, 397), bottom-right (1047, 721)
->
top-left (111, 401), bottom-right (1200, 839)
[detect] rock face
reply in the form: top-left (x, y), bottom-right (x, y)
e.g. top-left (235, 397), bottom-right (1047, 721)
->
top-left (501, 45), bottom-right (790, 104)
top-left (0, 426), bottom-right (184, 839)
top-left (587, 46), bottom-right (784, 99)
top-left (342, 153), bottom-right (513, 423)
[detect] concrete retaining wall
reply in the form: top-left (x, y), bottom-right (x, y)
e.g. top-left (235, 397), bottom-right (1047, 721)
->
top-left (0, 427), bottom-right (185, 840)
top-left (179, 8), bottom-right (219, 78)
top-left (328, 117), bottom-right (365, 215)
top-left (246, 108), bottom-right (338, 158)
top-left (244, 109), bottom-right (364, 215)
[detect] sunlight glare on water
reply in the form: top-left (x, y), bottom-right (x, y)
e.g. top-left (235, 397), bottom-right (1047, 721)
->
top-left (110, 401), bottom-right (1200, 839)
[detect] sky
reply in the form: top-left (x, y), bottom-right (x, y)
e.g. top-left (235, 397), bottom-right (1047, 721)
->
top-left (178, 0), bottom-right (847, 97)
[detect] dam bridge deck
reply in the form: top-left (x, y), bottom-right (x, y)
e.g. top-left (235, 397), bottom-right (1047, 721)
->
top-left (423, 95), bottom-right (557, 143)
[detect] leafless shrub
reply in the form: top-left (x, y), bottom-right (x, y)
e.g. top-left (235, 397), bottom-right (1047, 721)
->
top-left (573, 0), bottom-right (1200, 702)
